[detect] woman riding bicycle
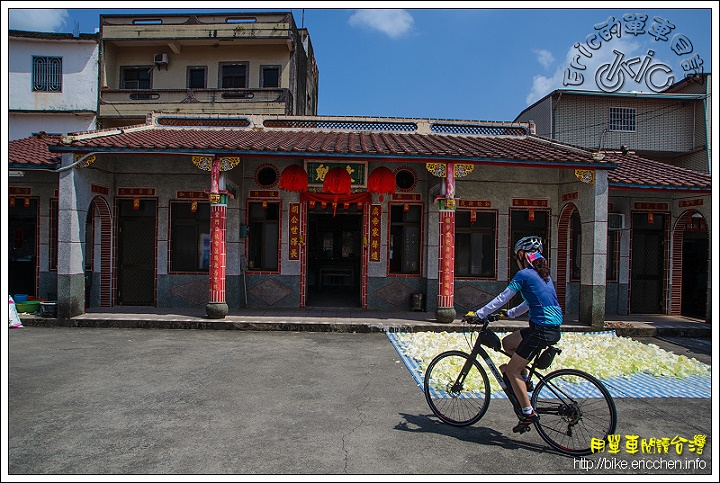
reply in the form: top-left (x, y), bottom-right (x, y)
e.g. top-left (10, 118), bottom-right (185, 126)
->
top-left (475, 236), bottom-right (562, 433)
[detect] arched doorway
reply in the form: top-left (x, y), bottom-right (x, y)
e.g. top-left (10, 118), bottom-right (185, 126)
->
top-left (556, 203), bottom-right (579, 315)
top-left (671, 210), bottom-right (708, 319)
top-left (87, 196), bottom-right (113, 307)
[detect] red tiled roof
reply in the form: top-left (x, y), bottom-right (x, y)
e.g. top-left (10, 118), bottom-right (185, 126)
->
top-left (44, 125), bottom-right (608, 165)
top-left (8, 124), bottom-right (711, 191)
top-left (601, 152), bottom-right (712, 190)
top-left (8, 133), bottom-right (63, 166)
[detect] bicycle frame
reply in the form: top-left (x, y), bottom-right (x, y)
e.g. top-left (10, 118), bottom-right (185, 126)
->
top-left (459, 318), bottom-right (554, 414)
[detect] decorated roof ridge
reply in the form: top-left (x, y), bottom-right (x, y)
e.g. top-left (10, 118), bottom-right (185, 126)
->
top-left (528, 134), bottom-right (608, 162)
top-left (148, 112), bottom-right (533, 137)
top-left (61, 121), bottom-right (154, 144)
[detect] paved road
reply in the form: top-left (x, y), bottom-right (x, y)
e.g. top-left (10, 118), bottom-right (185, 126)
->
top-left (5, 326), bottom-right (714, 477)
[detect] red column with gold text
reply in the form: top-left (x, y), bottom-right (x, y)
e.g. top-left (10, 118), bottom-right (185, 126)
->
top-left (435, 162), bottom-right (456, 323)
top-left (206, 156), bottom-right (229, 318)
top-left (209, 205), bottom-right (227, 304)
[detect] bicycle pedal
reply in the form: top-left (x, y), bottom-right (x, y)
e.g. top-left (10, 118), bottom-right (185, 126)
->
top-left (512, 422), bottom-right (533, 434)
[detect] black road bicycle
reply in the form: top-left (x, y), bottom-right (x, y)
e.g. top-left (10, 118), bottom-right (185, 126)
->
top-left (423, 312), bottom-right (617, 456)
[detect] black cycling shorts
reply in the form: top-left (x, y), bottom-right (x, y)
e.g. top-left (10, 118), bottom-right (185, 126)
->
top-left (515, 322), bottom-right (561, 361)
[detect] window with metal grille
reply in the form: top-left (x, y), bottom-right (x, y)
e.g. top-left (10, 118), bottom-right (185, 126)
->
top-left (455, 210), bottom-right (496, 277)
top-left (220, 63), bottom-right (248, 88)
top-left (32, 56), bottom-right (62, 92)
top-left (606, 230), bottom-right (620, 281)
top-left (389, 204), bottom-right (422, 274)
top-left (170, 202), bottom-right (210, 272)
top-left (247, 201), bottom-right (279, 271)
top-left (121, 66), bottom-right (152, 89)
top-left (609, 107), bottom-right (636, 132)
top-left (261, 66), bottom-right (280, 88)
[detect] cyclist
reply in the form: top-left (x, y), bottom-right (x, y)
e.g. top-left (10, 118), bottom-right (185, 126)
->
top-left (475, 236), bottom-right (562, 433)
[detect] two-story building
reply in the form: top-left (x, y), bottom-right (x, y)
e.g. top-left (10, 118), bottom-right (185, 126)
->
top-left (96, 11), bottom-right (319, 129)
top-left (514, 74), bottom-right (712, 173)
top-left (7, 29), bottom-right (99, 302)
top-left (8, 29), bottom-right (99, 140)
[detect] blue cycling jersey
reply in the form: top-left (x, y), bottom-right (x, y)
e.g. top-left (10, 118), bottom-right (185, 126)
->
top-left (507, 267), bottom-right (563, 327)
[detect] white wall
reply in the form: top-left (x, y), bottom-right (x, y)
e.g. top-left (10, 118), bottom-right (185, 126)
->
top-left (8, 36), bottom-right (98, 115)
top-left (9, 112), bottom-right (96, 141)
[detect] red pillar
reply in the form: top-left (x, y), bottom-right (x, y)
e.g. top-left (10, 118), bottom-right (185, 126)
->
top-left (438, 210), bottom-right (456, 308)
top-left (435, 162), bottom-right (456, 323)
top-left (206, 157), bottom-right (228, 318)
top-left (209, 205), bottom-right (227, 304)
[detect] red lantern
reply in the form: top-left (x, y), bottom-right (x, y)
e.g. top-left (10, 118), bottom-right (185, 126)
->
top-left (367, 166), bottom-right (396, 202)
top-left (279, 164), bottom-right (308, 192)
top-left (322, 167), bottom-right (352, 195)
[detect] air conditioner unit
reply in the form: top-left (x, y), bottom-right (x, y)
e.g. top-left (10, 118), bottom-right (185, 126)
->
top-left (154, 53), bottom-right (168, 65)
top-left (608, 213), bottom-right (625, 231)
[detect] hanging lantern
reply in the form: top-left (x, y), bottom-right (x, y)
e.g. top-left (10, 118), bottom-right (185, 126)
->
top-left (309, 200), bottom-right (316, 209)
top-left (262, 200), bottom-right (268, 209)
top-left (648, 211), bottom-right (654, 224)
top-left (403, 203), bottom-right (410, 213)
top-left (470, 209), bottom-right (477, 223)
top-left (24, 197), bottom-right (31, 207)
top-left (278, 164), bottom-right (308, 192)
top-left (191, 200), bottom-right (198, 213)
top-left (322, 166), bottom-right (352, 195)
top-left (133, 197), bottom-right (140, 210)
top-left (10, 197), bottom-right (15, 207)
top-left (343, 202), bottom-right (350, 210)
top-left (528, 207), bottom-right (535, 221)
top-left (367, 166), bottom-right (396, 202)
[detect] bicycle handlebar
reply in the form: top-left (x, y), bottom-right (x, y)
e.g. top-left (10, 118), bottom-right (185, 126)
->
top-left (462, 311), bottom-right (504, 325)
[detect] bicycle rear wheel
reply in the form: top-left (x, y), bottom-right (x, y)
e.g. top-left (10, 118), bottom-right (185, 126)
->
top-left (423, 350), bottom-right (491, 426)
top-left (531, 368), bottom-right (617, 456)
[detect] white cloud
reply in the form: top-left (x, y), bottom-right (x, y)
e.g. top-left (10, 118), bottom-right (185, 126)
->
top-left (8, 8), bottom-right (70, 33)
top-left (534, 49), bottom-right (555, 69)
top-left (525, 37), bottom-right (656, 107)
top-left (348, 9), bottom-right (414, 39)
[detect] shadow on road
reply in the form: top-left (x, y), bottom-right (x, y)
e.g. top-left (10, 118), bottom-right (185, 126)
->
top-left (394, 412), bottom-right (574, 458)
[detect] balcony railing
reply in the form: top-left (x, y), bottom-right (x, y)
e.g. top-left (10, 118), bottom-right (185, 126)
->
top-left (99, 88), bottom-right (293, 117)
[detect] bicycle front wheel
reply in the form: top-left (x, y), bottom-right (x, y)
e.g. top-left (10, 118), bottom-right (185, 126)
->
top-left (531, 368), bottom-right (617, 456)
top-left (423, 350), bottom-right (491, 426)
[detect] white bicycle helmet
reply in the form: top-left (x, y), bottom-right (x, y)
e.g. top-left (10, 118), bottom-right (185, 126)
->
top-left (514, 236), bottom-right (543, 255)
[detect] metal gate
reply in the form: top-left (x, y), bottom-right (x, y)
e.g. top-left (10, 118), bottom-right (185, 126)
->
top-left (117, 199), bottom-right (156, 305)
top-left (8, 198), bottom-right (38, 297)
top-left (509, 210), bottom-right (549, 308)
top-left (630, 212), bottom-right (665, 313)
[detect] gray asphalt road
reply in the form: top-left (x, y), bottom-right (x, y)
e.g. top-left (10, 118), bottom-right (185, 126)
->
top-left (6, 326), bottom-right (714, 478)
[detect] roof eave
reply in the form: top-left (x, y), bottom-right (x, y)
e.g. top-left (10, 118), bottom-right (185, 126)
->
top-left (48, 145), bottom-right (613, 170)
top-left (610, 183), bottom-right (711, 193)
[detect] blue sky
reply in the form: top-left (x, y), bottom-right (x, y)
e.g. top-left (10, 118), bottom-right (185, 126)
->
top-left (3, 3), bottom-right (717, 122)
